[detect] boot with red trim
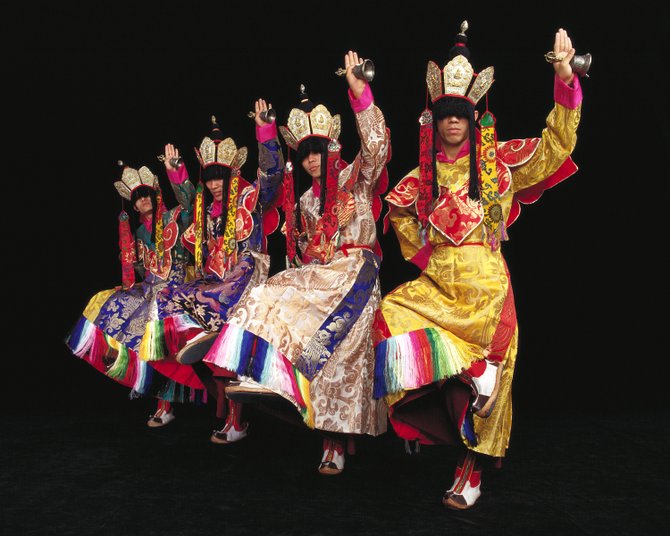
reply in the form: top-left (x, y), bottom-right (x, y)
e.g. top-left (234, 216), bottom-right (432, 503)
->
top-left (318, 436), bottom-right (345, 475)
top-left (210, 399), bottom-right (248, 444)
top-left (459, 358), bottom-right (503, 418)
top-left (147, 399), bottom-right (176, 428)
top-left (442, 449), bottom-right (482, 510)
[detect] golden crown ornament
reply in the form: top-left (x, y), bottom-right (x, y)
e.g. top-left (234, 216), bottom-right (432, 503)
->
top-left (426, 21), bottom-right (494, 104)
top-left (279, 87), bottom-right (341, 150)
top-left (114, 161), bottom-right (158, 201)
top-left (195, 116), bottom-right (248, 171)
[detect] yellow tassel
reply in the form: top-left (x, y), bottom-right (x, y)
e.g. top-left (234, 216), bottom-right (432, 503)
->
top-left (479, 111), bottom-right (503, 250)
top-left (155, 189), bottom-right (165, 268)
top-left (194, 184), bottom-right (204, 273)
top-left (297, 374), bottom-right (315, 428)
top-left (222, 174), bottom-right (239, 270)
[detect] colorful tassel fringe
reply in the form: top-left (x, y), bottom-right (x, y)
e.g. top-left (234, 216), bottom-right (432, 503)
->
top-left (374, 328), bottom-right (475, 399)
top-left (203, 324), bottom-right (313, 423)
top-left (66, 316), bottom-right (206, 404)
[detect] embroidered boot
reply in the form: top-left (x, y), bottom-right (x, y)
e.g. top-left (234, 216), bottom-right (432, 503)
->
top-left (460, 358), bottom-right (503, 418)
top-left (442, 450), bottom-right (482, 510)
top-left (210, 399), bottom-right (248, 444)
top-left (147, 400), bottom-right (176, 428)
top-left (318, 436), bottom-right (345, 475)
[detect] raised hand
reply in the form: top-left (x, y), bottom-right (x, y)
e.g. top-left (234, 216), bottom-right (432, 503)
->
top-left (344, 50), bottom-right (366, 100)
top-left (163, 143), bottom-right (181, 172)
top-left (254, 98), bottom-right (273, 127)
top-left (552, 28), bottom-right (576, 84)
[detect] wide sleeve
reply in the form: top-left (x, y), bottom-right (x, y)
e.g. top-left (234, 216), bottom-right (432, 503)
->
top-left (255, 122), bottom-right (284, 208)
top-left (510, 75), bottom-right (583, 193)
top-left (349, 85), bottom-right (390, 191)
top-left (166, 165), bottom-right (196, 211)
top-left (388, 203), bottom-right (433, 271)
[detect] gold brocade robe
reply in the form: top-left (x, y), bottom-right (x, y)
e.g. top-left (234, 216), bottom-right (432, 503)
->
top-left (381, 97), bottom-right (581, 456)
top-left (224, 102), bottom-right (391, 434)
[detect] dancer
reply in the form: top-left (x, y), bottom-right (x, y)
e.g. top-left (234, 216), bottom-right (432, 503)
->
top-left (145, 105), bottom-right (283, 443)
top-left (66, 152), bottom-right (202, 426)
top-left (200, 51), bottom-right (391, 474)
top-left (374, 24), bottom-right (584, 509)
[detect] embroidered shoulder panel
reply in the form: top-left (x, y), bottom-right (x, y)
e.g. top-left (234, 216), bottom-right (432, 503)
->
top-left (428, 182), bottom-right (484, 245)
top-left (236, 181), bottom-right (257, 242)
top-left (497, 138), bottom-right (540, 167)
top-left (385, 170), bottom-right (420, 208)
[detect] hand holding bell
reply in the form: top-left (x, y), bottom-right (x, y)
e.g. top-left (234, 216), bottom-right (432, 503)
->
top-left (247, 98), bottom-right (276, 125)
top-left (247, 109), bottom-right (276, 124)
top-left (545, 28), bottom-right (591, 79)
top-left (157, 143), bottom-right (183, 170)
top-left (338, 51), bottom-right (371, 100)
top-left (544, 50), bottom-right (592, 77)
top-left (335, 58), bottom-right (375, 82)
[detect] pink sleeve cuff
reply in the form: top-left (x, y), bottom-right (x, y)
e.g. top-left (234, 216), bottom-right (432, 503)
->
top-left (348, 84), bottom-right (374, 113)
top-left (256, 122), bottom-right (278, 143)
top-left (554, 74), bottom-right (582, 110)
top-left (410, 243), bottom-right (433, 271)
top-left (167, 164), bottom-right (188, 184)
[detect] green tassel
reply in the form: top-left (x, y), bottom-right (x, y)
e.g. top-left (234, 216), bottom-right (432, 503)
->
top-left (108, 345), bottom-right (130, 380)
top-left (158, 380), bottom-right (177, 402)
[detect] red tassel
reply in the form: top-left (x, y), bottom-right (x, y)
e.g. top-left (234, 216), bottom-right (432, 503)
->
top-left (417, 110), bottom-right (434, 228)
top-left (163, 317), bottom-right (180, 357)
top-left (322, 140), bottom-right (341, 242)
top-left (88, 329), bottom-right (109, 369)
top-left (282, 162), bottom-right (297, 265)
top-left (118, 211), bottom-right (136, 289)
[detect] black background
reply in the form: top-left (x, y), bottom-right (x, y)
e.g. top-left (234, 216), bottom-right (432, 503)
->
top-left (4, 3), bottom-right (669, 534)
top-left (16, 3), bottom-right (664, 411)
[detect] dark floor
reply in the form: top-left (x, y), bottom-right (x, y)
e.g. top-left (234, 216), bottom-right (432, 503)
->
top-left (2, 386), bottom-right (668, 536)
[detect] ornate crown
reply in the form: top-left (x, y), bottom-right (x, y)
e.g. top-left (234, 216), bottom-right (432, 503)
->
top-left (279, 86), bottom-right (341, 151)
top-left (114, 162), bottom-right (158, 201)
top-left (426, 21), bottom-right (494, 105)
top-left (195, 116), bottom-right (248, 171)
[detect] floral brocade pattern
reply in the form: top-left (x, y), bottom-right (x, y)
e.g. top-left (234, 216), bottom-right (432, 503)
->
top-left (158, 252), bottom-right (269, 333)
top-left (380, 98), bottom-right (582, 456)
top-left (296, 250), bottom-right (379, 380)
top-left (227, 250), bottom-right (387, 434)
top-left (94, 266), bottom-right (188, 351)
top-left (221, 103), bottom-right (390, 434)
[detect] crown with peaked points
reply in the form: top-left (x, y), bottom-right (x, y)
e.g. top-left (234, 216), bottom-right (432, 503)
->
top-left (195, 115), bottom-right (248, 171)
top-left (426, 20), bottom-right (494, 105)
top-left (114, 161), bottom-right (158, 201)
top-left (279, 84), bottom-right (341, 151)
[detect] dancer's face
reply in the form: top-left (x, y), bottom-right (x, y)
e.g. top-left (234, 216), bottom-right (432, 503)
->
top-left (134, 193), bottom-right (153, 216)
top-left (302, 152), bottom-right (322, 180)
top-left (206, 178), bottom-right (224, 202)
top-left (437, 115), bottom-right (470, 147)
